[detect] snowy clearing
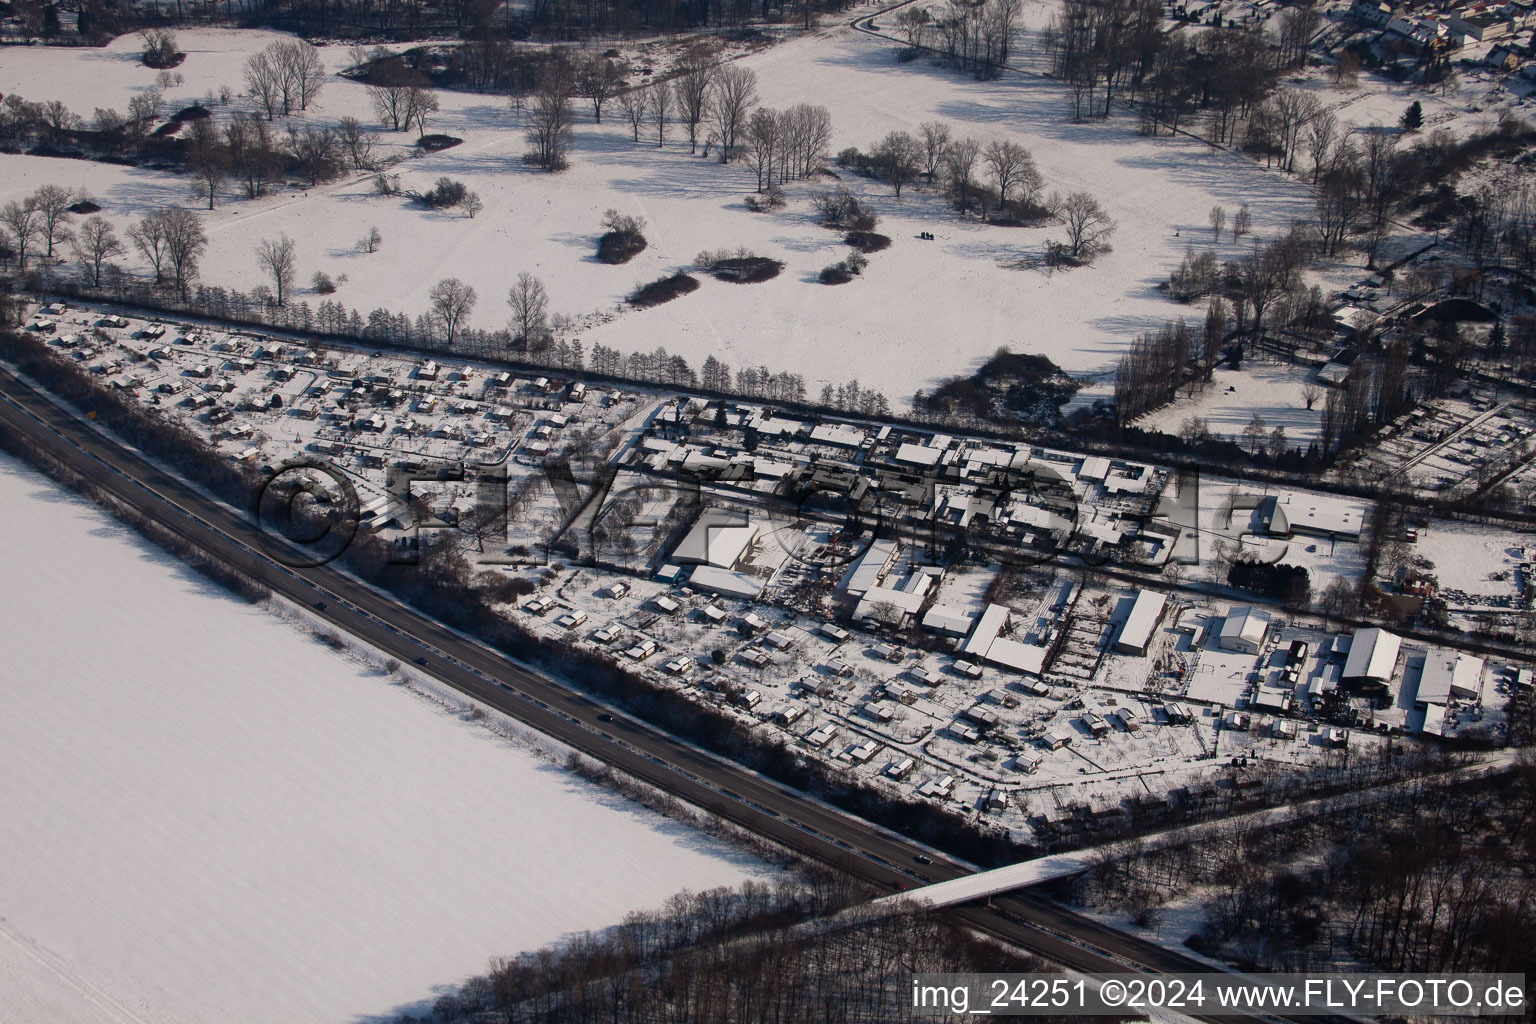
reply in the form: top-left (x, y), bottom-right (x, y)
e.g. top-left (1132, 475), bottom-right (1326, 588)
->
top-left (0, 451), bottom-right (766, 1024)
top-left (0, 22), bottom-right (1326, 405)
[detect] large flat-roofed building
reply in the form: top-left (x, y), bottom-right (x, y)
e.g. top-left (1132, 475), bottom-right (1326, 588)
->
top-left (963, 603), bottom-right (1010, 658)
top-left (895, 442), bottom-right (944, 468)
top-left (688, 565), bottom-right (766, 601)
top-left (1115, 590), bottom-right (1168, 656)
top-left (1218, 605), bottom-right (1270, 655)
top-left (985, 638), bottom-right (1047, 676)
top-left (837, 538), bottom-right (899, 597)
top-left (672, 510), bottom-right (759, 570)
top-left (1342, 627), bottom-right (1401, 689)
top-left (1415, 649), bottom-right (1485, 707)
top-left (922, 603), bottom-right (977, 636)
top-left (1256, 493), bottom-right (1365, 542)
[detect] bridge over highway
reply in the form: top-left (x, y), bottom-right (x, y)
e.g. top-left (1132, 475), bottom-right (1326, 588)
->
top-left (876, 748), bottom-right (1520, 911)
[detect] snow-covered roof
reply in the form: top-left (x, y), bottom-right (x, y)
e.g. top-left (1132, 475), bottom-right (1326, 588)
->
top-left (1078, 456), bottom-right (1111, 481)
top-left (1219, 605), bottom-right (1270, 648)
top-left (672, 510), bottom-right (759, 569)
top-left (895, 442), bottom-right (943, 467)
top-left (922, 603), bottom-right (977, 635)
top-left (1117, 590), bottom-right (1167, 653)
top-left (1417, 649), bottom-right (1484, 705)
top-left (1259, 493), bottom-right (1365, 540)
top-left (1343, 627), bottom-right (1401, 682)
top-left (688, 565), bottom-right (764, 600)
top-left (855, 582), bottom-right (929, 620)
top-left (810, 423), bottom-right (866, 448)
top-left (984, 638), bottom-right (1047, 676)
top-left (963, 603), bottom-right (1010, 657)
top-left (838, 538), bottom-right (898, 596)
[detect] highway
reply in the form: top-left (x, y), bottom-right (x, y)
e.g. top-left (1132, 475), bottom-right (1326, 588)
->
top-left (0, 363), bottom-right (1292, 1020)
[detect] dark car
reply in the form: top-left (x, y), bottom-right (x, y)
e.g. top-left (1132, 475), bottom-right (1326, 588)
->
top-left (415, 656), bottom-right (429, 666)
top-left (597, 713), bottom-right (614, 723)
top-left (914, 854), bottom-right (932, 865)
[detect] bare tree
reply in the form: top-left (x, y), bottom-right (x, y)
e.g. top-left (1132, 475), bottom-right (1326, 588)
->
top-left (186, 128), bottom-right (228, 209)
top-left (255, 234), bottom-right (298, 305)
top-left (40, 100), bottom-right (79, 144)
top-left (128, 210), bottom-right (170, 283)
top-left (1209, 204), bottom-right (1226, 241)
top-left (429, 278), bottom-right (476, 345)
top-left (225, 114), bottom-right (280, 198)
top-left (782, 103), bottom-right (832, 179)
top-left (287, 125), bottom-right (343, 185)
top-left (245, 47), bottom-right (283, 118)
top-left (337, 116), bottom-right (375, 170)
top-left (618, 86), bottom-right (647, 142)
top-left (127, 87), bottom-right (163, 129)
top-left (577, 56), bottom-right (626, 123)
top-left (1271, 89), bottom-right (1319, 173)
top-left (672, 62), bottom-right (715, 154)
top-left (140, 29), bottom-right (179, 69)
top-left (367, 63), bottom-right (431, 131)
top-left (943, 135), bottom-right (982, 208)
top-left (406, 87), bottom-right (440, 137)
top-left (896, 4), bottom-right (932, 46)
top-left (133, 207), bottom-right (205, 296)
top-left (1302, 381), bottom-right (1323, 410)
top-left (1, 199), bottom-right (40, 268)
top-left (31, 184), bottom-right (76, 259)
top-left (357, 226), bottom-right (382, 253)
top-left (1306, 108), bottom-right (1339, 184)
top-left (983, 139), bottom-right (1040, 210)
top-left (648, 81), bottom-right (672, 147)
top-left (918, 120), bottom-right (951, 178)
top-left (506, 272), bottom-right (550, 350)
top-left (1055, 191), bottom-right (1116, 262)
top-left (460, 191), bottom-right (484, 218)
top-left (1232, 203), bottom-right (1252, 242)
top-left (743, 107), bottom-right (783, 191)
top-left (281, 39), bottom-right (326, 111)
top-left (525, 76), bottom-right (575, 170)
top-left (249, 39), bottom-right (326, 118)
top-left (70, 215), bottom-right (124, 285)
top-left (708, 65), bottom-right (758, 162)
top-left (875, 130), bottom-right (921, 198)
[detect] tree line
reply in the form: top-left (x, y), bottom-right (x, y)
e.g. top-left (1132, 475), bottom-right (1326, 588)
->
top-left (1074, 752), bottom-right (1536, 981)
top-left (16, 0), bottom-right (859, 46)
top-left (389, 884), bottom-right (1073, 1024)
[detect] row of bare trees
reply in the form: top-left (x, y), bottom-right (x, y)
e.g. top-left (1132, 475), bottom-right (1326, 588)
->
top-left (850, 122), bottom-right (1046, 217)
top-left (739, 104), bottom-right (833, 192)
top-left (522, 59), bottom-right (764, 173)
top-left (899, 0), bottom-right (1024, 80)
top-left (377, 875), bottom-right (1048, 1024)
top-left (362, 57), bottom-right (442, 134)
top-left (1319, 342), bottom-right (1413, 454)
top-left (244, 39), bottom-right (326, 120)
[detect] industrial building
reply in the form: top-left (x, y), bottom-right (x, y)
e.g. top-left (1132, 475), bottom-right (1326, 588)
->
top-left (1218, 605), bottom-right (1271, 655)
top-left (1114, 590), bottom-right (1168, 656)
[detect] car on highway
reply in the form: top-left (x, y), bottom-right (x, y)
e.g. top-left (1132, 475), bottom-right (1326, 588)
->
top-left (415, 656), bottom-right (429, 666)
top-left (914, 854), bottom-right (932, 864)
top-left (597, 713), bottom-right (614, 723)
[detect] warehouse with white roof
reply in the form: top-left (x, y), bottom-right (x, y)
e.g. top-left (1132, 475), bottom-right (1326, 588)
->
top-left (1114, 590), bottom-right (1168, 656)
top-left (1218, 605), bottom-right (1270, 655)
top-left (672, 510), bottom-right (760, 570)
top-left (1342, 627), bottom-right (1401, 689)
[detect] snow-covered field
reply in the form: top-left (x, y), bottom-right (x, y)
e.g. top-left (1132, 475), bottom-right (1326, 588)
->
top-left (0, 451), bottom-right (766, 1024)
top-left (1135, 357), bottom-right (1325, 445)
top-left (0, 19), bottom-right (1325, 406)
